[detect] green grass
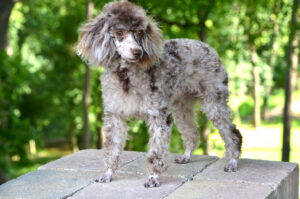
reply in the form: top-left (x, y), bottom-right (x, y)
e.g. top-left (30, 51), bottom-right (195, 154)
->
top-left (8, 147), bottom-right (72, 179)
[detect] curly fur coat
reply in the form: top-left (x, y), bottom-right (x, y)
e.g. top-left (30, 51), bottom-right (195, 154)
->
top-left (77, 1), bottom-right (242, 188)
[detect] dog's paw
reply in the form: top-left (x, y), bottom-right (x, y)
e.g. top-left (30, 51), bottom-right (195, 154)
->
top-left (224, 159), bottom-right (238, 172)
top-left (95, 173), bottom-right (112, 183)
top-left (174, 155), bottom-right (190, 164)
top-left (144, 175), bottom-right (160, 188)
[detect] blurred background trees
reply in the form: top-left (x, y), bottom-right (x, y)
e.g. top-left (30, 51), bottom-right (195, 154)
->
top-left (0, 0), bottom-right (299, 184)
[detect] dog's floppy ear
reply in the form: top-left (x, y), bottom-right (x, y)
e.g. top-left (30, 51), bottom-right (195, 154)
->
top-left (77, 14), bottom-right (116, 67)
top-left (139, 18), bottom-right (163, 67)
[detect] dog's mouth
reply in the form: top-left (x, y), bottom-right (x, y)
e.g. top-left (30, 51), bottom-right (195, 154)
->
top-left (126, 57), bottom-right (140, 62)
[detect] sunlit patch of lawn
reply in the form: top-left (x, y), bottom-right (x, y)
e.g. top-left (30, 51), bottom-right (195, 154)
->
top-left (8, 147), bottom-right (72, 179)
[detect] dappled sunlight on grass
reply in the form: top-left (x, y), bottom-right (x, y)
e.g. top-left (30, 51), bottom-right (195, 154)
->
top-left (194, 122), bottom-right (300, 164)
top-left (8, 147), bottom-right (72, 179)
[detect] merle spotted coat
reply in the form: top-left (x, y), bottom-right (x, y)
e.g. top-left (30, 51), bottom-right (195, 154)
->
top-left (77, 1), bottom-right (242, 188)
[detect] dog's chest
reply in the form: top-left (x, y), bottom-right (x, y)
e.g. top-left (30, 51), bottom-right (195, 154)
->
top-left (101, 66), bottom-right (155, 118)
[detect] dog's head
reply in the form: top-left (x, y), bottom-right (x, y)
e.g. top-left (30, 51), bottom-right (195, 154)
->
top-left (77, 1), bottom-right (163, 68)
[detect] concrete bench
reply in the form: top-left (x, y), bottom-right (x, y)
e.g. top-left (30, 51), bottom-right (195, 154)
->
top-left (0, 149), bottom-right (298, 199)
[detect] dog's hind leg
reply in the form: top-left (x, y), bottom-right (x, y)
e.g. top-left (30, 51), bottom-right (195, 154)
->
top-left (144, 108), bottom-right (172, 188)
top-left (97, 112), bottom-right (128, 183)
top-left (201, 87), bottom-right (242, 172)
top-left (171, 97), bottom-right (199, 164)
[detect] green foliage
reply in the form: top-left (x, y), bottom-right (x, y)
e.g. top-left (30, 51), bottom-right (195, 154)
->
top-left (0, 50), bottom-right (32, 173)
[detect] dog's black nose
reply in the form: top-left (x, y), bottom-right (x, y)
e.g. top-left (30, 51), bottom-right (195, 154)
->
top-left (132, 49), bottom-right (142, 58)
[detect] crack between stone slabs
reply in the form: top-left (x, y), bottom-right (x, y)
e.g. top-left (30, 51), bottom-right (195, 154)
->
top-left (62, 180), bottom-right (95, 199)
top-left (160, 179), bottom-right (186, 199)
top-left (115, 153), bottom-right (147, 176)
top-left (187, 158), bottom-right (219, 181)
top-left (161, 158), bottom-right (219, 199)
top-left (61, 153), bottom-right (146, 199)
top-left (120, 153), bottom-right (146, 169)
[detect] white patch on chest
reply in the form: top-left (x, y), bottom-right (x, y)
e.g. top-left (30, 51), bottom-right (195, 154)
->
top-left (101, 67), bottom-right (146, 118)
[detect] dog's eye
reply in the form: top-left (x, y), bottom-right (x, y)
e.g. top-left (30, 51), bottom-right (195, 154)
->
top-left (116, 31), bottom-right (123, 37)
top-left (137, 30), bottom-right (144, 36)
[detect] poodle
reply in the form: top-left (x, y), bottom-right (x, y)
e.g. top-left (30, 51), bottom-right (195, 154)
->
top-left (77, 1), bottom-right (242, 188)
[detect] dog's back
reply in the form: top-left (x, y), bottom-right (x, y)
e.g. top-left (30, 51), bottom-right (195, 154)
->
top-left (158, 39), bottom-right (228, 102)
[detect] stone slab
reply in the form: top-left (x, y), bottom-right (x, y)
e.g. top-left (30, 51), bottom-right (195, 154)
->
top-left (68, 174), bottom-right (184, 199)
top-left (165, 179), bottom-right (275, 199)
top-left (193, 158), bottom-right (299, 199)
top-left (0, 151), bottom-right (298, 199)
top-left (38, 149), bottom-right (143, 172)
top-left (118, 153), bottom-right (218, 179)
top-left (0, 170), bottom-right (99, 199)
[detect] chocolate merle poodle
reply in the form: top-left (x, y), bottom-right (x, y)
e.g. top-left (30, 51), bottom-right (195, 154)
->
top-left (77, 0), bottom-right (242, 188)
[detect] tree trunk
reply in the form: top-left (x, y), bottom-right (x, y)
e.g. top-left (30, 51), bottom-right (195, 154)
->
top-left (82, 1), bottom-right (94, 149)
top-left (70, 117), bottom-right (79, 152)
top-left (197, 0), bottom-right (215, 42)
top-left (197, 11), bottom-right (207, 42)
top-left (282, 0), bottom-right (299, 162)
top-left (0, 170), bottom-right (8, 185)
top-left (251, 48), bottom-right (261, 128)
top-left (0, 0), bottom-right (15, 184)
top-left (0, 0), bottom-right (14, 50)
top-left (262, 0), bottom-right (280, 120)
top-left (0, 154), bottom-right (10, 184)
top-left (83, 63), bottom-right (91, 149)
top-left (261, 88), bottom-right (271, 120)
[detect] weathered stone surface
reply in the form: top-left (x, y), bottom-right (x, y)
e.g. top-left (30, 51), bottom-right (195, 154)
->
top-left (68, 174), bottom-right (183, 199)
top-left (165, 179), bottom-right (275, 199)
top-left (0, 151), bottom-right (298, 199)
top-left (193, 158), bottom-right (299, 199)
top-left (39, 149), bottom-right (143, 172)
top-left (0, 170), bottom-right (98, 199)
top-left (276, 164), bottom-right (298, 199)
top-left (118, 153), bottom-right (218, 179)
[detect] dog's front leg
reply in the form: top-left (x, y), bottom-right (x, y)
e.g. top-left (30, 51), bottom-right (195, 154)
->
top-left (97, 112), bottom-right (127, 183)
top-left (144, 110), bottom-right (172, 188)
